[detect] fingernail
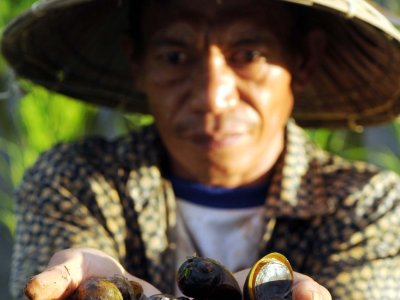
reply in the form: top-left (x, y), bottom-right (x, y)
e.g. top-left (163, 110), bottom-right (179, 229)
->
top-left (311, 291), bottom-right (323, 300)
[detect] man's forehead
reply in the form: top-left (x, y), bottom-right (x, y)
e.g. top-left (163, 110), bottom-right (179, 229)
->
top-left (148, 20), bottom-right (278, 47)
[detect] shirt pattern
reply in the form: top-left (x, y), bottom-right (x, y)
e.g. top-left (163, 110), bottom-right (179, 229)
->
top-left (10, 121), bottom-right (400, 299)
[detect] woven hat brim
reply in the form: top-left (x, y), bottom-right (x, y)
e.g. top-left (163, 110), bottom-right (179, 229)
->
top-left (2, 0), bottom-right (400, 128)
top-left (285, 0), bottom-right (400, 128)
top-left (2, 0), bottom-right (148, 113)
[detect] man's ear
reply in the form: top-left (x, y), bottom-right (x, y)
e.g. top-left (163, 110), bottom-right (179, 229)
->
top-left (292, 29), bottom-right (326, 93)
top-left (119, 32), bottom-right (145, 92)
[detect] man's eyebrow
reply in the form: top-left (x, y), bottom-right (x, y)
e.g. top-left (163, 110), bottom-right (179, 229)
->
top-left (231, 36), bottom-right (274, 46)
top-left (149, 37), bottom-right (190, 48)
top-left (221, 20), bottom-right (277, 45)
top-left (148, 21), bottom-right (197, 48)
top-left (222, 30), bottom-right (276, 49)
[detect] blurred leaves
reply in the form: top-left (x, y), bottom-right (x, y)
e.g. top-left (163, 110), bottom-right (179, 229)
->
top-left (306, 123), bottom-right (400, 173)
top-left (375, 0), bottom-right (400, 11)
top-left (18, 83), bottom-right (97, 164)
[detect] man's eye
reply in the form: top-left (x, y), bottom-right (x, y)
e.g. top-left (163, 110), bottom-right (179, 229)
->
top-left (229, 50), bottom-right (266, 66)
top-left (157, 51), bottom-right (189, 65)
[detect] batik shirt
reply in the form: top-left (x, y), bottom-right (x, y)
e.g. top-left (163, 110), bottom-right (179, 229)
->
top-left (11, 121), bottom-right (400, 299)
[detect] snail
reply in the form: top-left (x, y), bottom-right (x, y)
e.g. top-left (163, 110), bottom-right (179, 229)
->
top-left (66, 253), bottom-right (293, 300)
top-left (177, 256), bottom-right (242, 300)
top-left (243, 252), bottom-right (293, 300)
top-left (70, 275), bottom-right (144, 300)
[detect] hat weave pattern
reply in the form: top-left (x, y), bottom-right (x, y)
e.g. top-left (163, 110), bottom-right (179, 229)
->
top-left (2, 0), bottom-right (400, 128)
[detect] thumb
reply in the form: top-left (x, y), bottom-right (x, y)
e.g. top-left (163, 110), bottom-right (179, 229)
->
top-left (25, 264), bottom-right (77, 300)
top-left (292, 272), bottom-right (332, 300)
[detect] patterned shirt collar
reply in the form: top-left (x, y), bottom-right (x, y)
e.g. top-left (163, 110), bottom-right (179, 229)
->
top-left (264, 120), bottom-right (338, 218)
top-left (138, 120), bottom-right (338, 219)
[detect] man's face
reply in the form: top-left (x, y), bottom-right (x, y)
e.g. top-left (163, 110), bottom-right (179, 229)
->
top-left (135, 0), bottom-right (298, 187)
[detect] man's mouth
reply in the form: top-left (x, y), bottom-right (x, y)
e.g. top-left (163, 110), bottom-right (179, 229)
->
top-left (174, 115), bottom-right (257, 150)
top-left (186, 132), bottom-right (248, 149)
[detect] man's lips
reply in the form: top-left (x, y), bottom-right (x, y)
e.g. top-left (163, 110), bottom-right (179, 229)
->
top-left (174, 116), bottom-right (257, 149)
top-left (183, 132), bottom-right (249, 149)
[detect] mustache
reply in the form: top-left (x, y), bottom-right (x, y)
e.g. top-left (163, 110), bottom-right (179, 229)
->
top-left (174, 114), bottom-right (258, 137)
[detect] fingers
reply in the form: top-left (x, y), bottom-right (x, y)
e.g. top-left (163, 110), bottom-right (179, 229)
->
top-left (233, 268), bottom-right (250, 288)
top-left (25, 248), bottom-right (93, 300)
top-left (25, 248), bottom-right (161, 300)
top-left (25, 249), bottom-right (86, 300)
top-left (26, 249), bottom-right (330, 300)
top-left (24, 248), bottom-right (123, 300)
top-left (25, 264), bottom-right (75, 300)
top-left (233, 269), bottom-right (331, 300)
top-left (292, 272), bottom-right (332, 300)
top-left (139, 280), bottom-right (163, 296)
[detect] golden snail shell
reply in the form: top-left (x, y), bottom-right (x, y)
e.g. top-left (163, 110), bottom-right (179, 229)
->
top-left (244, 252), bottom-right (293, 300)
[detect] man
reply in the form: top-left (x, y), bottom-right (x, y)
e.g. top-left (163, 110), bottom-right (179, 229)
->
top-left (2, 0), bottom-right (400, 299)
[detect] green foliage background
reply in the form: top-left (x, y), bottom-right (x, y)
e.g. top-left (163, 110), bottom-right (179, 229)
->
top-left (0, 0), bottom-right (399, 298)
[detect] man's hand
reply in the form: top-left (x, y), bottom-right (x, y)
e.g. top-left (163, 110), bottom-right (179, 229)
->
top-left (234, 269), bottom-right (332, 300)
top-left (24, 248), bottom-right (161, 300)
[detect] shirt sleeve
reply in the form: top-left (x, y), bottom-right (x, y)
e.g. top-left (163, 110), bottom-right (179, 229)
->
top-left (9, 142), bottom-right (126, 299)
top-left (316, 170), bottom-right (400, 299)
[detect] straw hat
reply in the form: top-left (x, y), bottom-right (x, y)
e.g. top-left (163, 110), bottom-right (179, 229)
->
top-left (2, 0), bottom-right (400, 128)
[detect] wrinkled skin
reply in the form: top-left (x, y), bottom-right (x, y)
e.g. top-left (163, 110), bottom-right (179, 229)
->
top-left (131, 0), bottom-right (313, 188)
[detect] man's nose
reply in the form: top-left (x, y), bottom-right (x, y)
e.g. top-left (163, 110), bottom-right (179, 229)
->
top-left (191, 45), bottom-right (239, 113)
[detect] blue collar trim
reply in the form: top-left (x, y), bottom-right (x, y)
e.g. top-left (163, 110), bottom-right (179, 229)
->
top-left (169, 176), bottom-right (268, 209)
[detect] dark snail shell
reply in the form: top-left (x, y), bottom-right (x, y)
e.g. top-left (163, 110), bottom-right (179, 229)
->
top-left (177, 256), bottom-right (242, 300)
top-left (244, 253), bottom-right (293, 300)
top-left (70, 275), bottom-right (144, 300)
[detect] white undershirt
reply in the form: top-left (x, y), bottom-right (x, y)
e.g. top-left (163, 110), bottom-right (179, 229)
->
top-left (175, 197), bottom-right (265, 294)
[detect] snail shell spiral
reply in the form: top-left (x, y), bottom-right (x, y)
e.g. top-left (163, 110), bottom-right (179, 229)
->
top-left (244, 252), bottom-right (293, 300)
